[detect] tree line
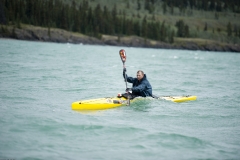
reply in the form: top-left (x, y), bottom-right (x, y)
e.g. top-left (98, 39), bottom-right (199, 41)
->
top-left (1, 0), bottom-right (239, 43)
top-left (0, 0), bottom-right (175, 43)
top-left (143, 0), bottom-right (240, 13)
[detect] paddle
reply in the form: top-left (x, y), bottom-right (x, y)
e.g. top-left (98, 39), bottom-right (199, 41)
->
top-left (119, 49), bottom-right (130, 105)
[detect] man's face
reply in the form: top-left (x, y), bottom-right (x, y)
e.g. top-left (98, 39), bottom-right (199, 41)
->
top-left (137, 72), bottom-right (144, 81)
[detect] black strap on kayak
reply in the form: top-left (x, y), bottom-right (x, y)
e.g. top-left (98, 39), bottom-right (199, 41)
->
top-left (152, 94), bottom-right (159, 99)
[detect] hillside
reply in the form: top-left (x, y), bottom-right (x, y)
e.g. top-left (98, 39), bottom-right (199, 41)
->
top-left (0, 0), bottom-right (240, 52)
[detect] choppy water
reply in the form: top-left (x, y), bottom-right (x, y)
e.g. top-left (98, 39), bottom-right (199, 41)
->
top-left (0, 39), bottom-right (240, 160)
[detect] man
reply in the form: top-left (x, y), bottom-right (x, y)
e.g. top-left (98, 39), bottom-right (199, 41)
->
top-left (123, 68), bottom-right (152, 99)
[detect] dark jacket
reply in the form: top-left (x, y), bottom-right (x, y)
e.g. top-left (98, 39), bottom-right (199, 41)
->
top-left (123, 73), bottom-right (152, 97)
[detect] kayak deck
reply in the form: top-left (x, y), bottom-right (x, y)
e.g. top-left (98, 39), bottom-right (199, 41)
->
top-left (72, 95), bottom-right (197, 110)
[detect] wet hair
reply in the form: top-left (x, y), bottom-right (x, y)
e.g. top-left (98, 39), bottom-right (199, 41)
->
top-left (137, 70), bottom-right (144, 75)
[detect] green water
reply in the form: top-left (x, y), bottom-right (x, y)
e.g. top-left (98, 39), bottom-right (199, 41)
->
top-left (0, 39), bottom-right (240, 160)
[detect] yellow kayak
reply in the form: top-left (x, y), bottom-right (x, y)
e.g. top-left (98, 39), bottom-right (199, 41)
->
top-left (71, 95), bottom-right (197, 110)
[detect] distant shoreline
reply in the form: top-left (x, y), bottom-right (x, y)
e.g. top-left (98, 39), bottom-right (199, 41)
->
top-left (1, 25), bottom-right (240, 53)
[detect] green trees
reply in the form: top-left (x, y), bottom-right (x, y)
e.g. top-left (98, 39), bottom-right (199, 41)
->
top-left (162, 0), bottom-right (239, 12)
top-left (169, 30), bottom-right (175, 43)
top-left (137, 0), bottom-right (141, 10)
top-left (4, 0), bottom-right (238, 43)
top-left (144, 0), bottom-right (155, 14)
top-left (162, 2), bottom-right (167, 14)
top-left (2, 0), bottom-right (177, 42)
top-left (227, 22), bottom-right (232, 36)
top-left (175, 20), bottom-right (190, 38)
top-left (204, 23), bottom-right (208, 31)
top-left (0, 1), bottom-right (7, 24)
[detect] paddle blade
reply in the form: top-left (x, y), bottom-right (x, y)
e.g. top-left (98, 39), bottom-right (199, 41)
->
top-left (119, 49), bottom-right (126, 63)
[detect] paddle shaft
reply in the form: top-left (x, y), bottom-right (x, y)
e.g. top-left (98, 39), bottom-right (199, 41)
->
top-left (123, 62), bottom-right (128, 89)
top-left (122, 62), bottom-right (131, 105)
